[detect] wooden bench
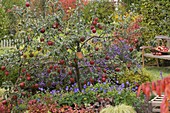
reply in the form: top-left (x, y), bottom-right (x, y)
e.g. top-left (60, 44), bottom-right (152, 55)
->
top-left (149, 95), bottom-right (170, 113)
top-left (141, 35), bottom-right (170, 67)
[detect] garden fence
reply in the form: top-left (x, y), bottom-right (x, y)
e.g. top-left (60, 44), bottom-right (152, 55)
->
top-left (0, 39), bottom-right (25, 48)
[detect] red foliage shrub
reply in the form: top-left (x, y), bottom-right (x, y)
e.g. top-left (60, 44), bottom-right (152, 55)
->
top-left (137, 76), bottom-right (170, 113)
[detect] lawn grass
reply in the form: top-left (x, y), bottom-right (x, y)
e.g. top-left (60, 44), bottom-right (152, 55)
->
top-left (145, 66), bottom-right (170, 80)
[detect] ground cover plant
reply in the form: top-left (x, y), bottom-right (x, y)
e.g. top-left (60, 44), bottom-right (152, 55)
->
top-left (0, 0), bottom-right (153, 112)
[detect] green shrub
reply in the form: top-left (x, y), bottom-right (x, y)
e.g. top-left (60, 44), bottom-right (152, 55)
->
top-left (0, 6), bottom-right (10, 40)
top-left (83, 0), bottom-right (116, 24)
top-left (0, 49), bottom-right (19, 86)
top-left (132, 0), bottom-right (170, 43)
top-left (117, 68), bottom-right (152, 85)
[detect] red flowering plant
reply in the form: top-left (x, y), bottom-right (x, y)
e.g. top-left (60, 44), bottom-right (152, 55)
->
top-left (137, 76), bottom-right (170, 113)
top-left (113, 11), bottom-right (142, 50)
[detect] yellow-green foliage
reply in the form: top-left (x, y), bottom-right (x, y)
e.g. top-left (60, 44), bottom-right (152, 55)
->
top-left (0, 88), bottom-right (6, 97)
top-left (100, 104), bottom-right (136, 113)
top-left (118, 68), bottom-right (152, 85)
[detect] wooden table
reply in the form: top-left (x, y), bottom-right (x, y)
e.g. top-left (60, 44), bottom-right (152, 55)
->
top-left (141, 35), bottom-right (170, 67)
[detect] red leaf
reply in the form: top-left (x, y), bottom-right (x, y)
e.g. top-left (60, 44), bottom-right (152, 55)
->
top-left (145, 85), bottom-right (151, 100)
top-left (165, 84), bottom-right (170, 100)
top-left (152, 82), bottom-right (156, 91)
top-left (137, 85), bottom-right (141, 97)
top-left (156, 85), bottom-right (162, 96)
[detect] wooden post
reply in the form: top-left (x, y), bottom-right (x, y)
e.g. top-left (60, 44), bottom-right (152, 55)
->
top-left (142, 48), bottom-right (145, 68)
top-left (156, 58), bottom-right (159, 67)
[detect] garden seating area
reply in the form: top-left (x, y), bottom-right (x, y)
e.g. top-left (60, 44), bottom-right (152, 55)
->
top-left (0, 0), bottom-right (170, 113)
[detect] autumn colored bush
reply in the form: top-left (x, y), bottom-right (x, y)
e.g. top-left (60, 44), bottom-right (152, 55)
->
top-left (137, 76), bottom-right (170, 113)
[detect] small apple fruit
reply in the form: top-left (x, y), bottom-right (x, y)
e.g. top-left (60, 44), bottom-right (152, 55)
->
top-left (129, 47), bottom-right (133, 52)
top-left (103, 69), bottom-right (107, 73)
top-left (95, 47), bottom-right (99, 51)
top-left (26, 73), bottom-right (31, 77)
top-left (94, 17), bottom-right (98, 22)
top-left (92, 29), bottom-right (96, 33)
top-left (1, 66), bottom-right (6, 71)
top-left (68, 71), bottom-right (72, 75)
top-left (40, 38), bottom-right (44, 42)
top-left (20, 82), bottom-right (25, 88)
top-left (92, 21), bottom-right (97, 25)
top-left (80, 37), bottom-right (85, 42)
top-left (12, 95), bottom-right (17, 100)
top-left (34, 84), bottom-right (39, 89)
top-left (22, 68), bottom-right (26, 73)
top-left (54, 65), bottom-right (58, 70)
top-left (5, 71), bottom-right (9, 76)
top-left (21, 92), bottom-right (26, 96)
top-left (90, 60), bottom-right (95, 65)
top-left (102, 74), bottom-right (107, 79)
top-left (90, 78), bottom-right (94, 84)
top-left (2, 100), bottom-right (7, 105)
top-left (97, 67), bottom-right (101, 72)
top-left (98, 24), bottom-right (102, 29)
top-left (90, 26), bottom-right (95, 30)
top-left (105, 56), bottom-right (110, 60)
top-left (27, 76), bottom-right (31, 81)
top-left (40, 28), bottom-right (45, 33)
top-left (47, 69), bottom-right (51, 73)
top-left (49, 65), bottom-right (53, 70)
top-left (47, 41), bottom-right (54, 46)
top-left (70, 78), bottom-right (75, 83)
top-left (84, 80), bottom-right (87, 85)
top-left (102, 77), bottom-right (106, 82)
top-left (25, 2), bottom-right (30, 7)
top-left (134, 39), bottom-right (138, 43)
top-left (115, 68), bottom-right (120, 72)
top-left (57, 69), bottom-right (60, 73)
top-left (59, 60), bottom-right (65, 65)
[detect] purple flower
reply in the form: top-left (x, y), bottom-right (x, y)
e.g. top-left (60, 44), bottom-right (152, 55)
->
top-left (90, 88), bottom-right (94, 91)
top-left (74, 88), bottom-right (79, 93)
top-left (83, 84), bottom-right (87, 89)
top-left (38, 87), bottom-right (45, 91)
top-left (100, 87), bottom-right (103, 91)
top-left (81, 89), bottom-right (85, 93)
top-left (39, 82), bottom-right (45, 87)
top-left (65, 86), bottom-right (69, 91)
top-left (50, 90), bottom-right (56, 95)
top-left (121, 83), bottom-right (125, 88)
top-left (126, 81), bottom-right (129, 85)
top-left (104, 89), bottom-right (107, 93)
top-left (160, 71), bottom-right (163, 79)
top-left (87, 82), bottom-right (90, 86)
